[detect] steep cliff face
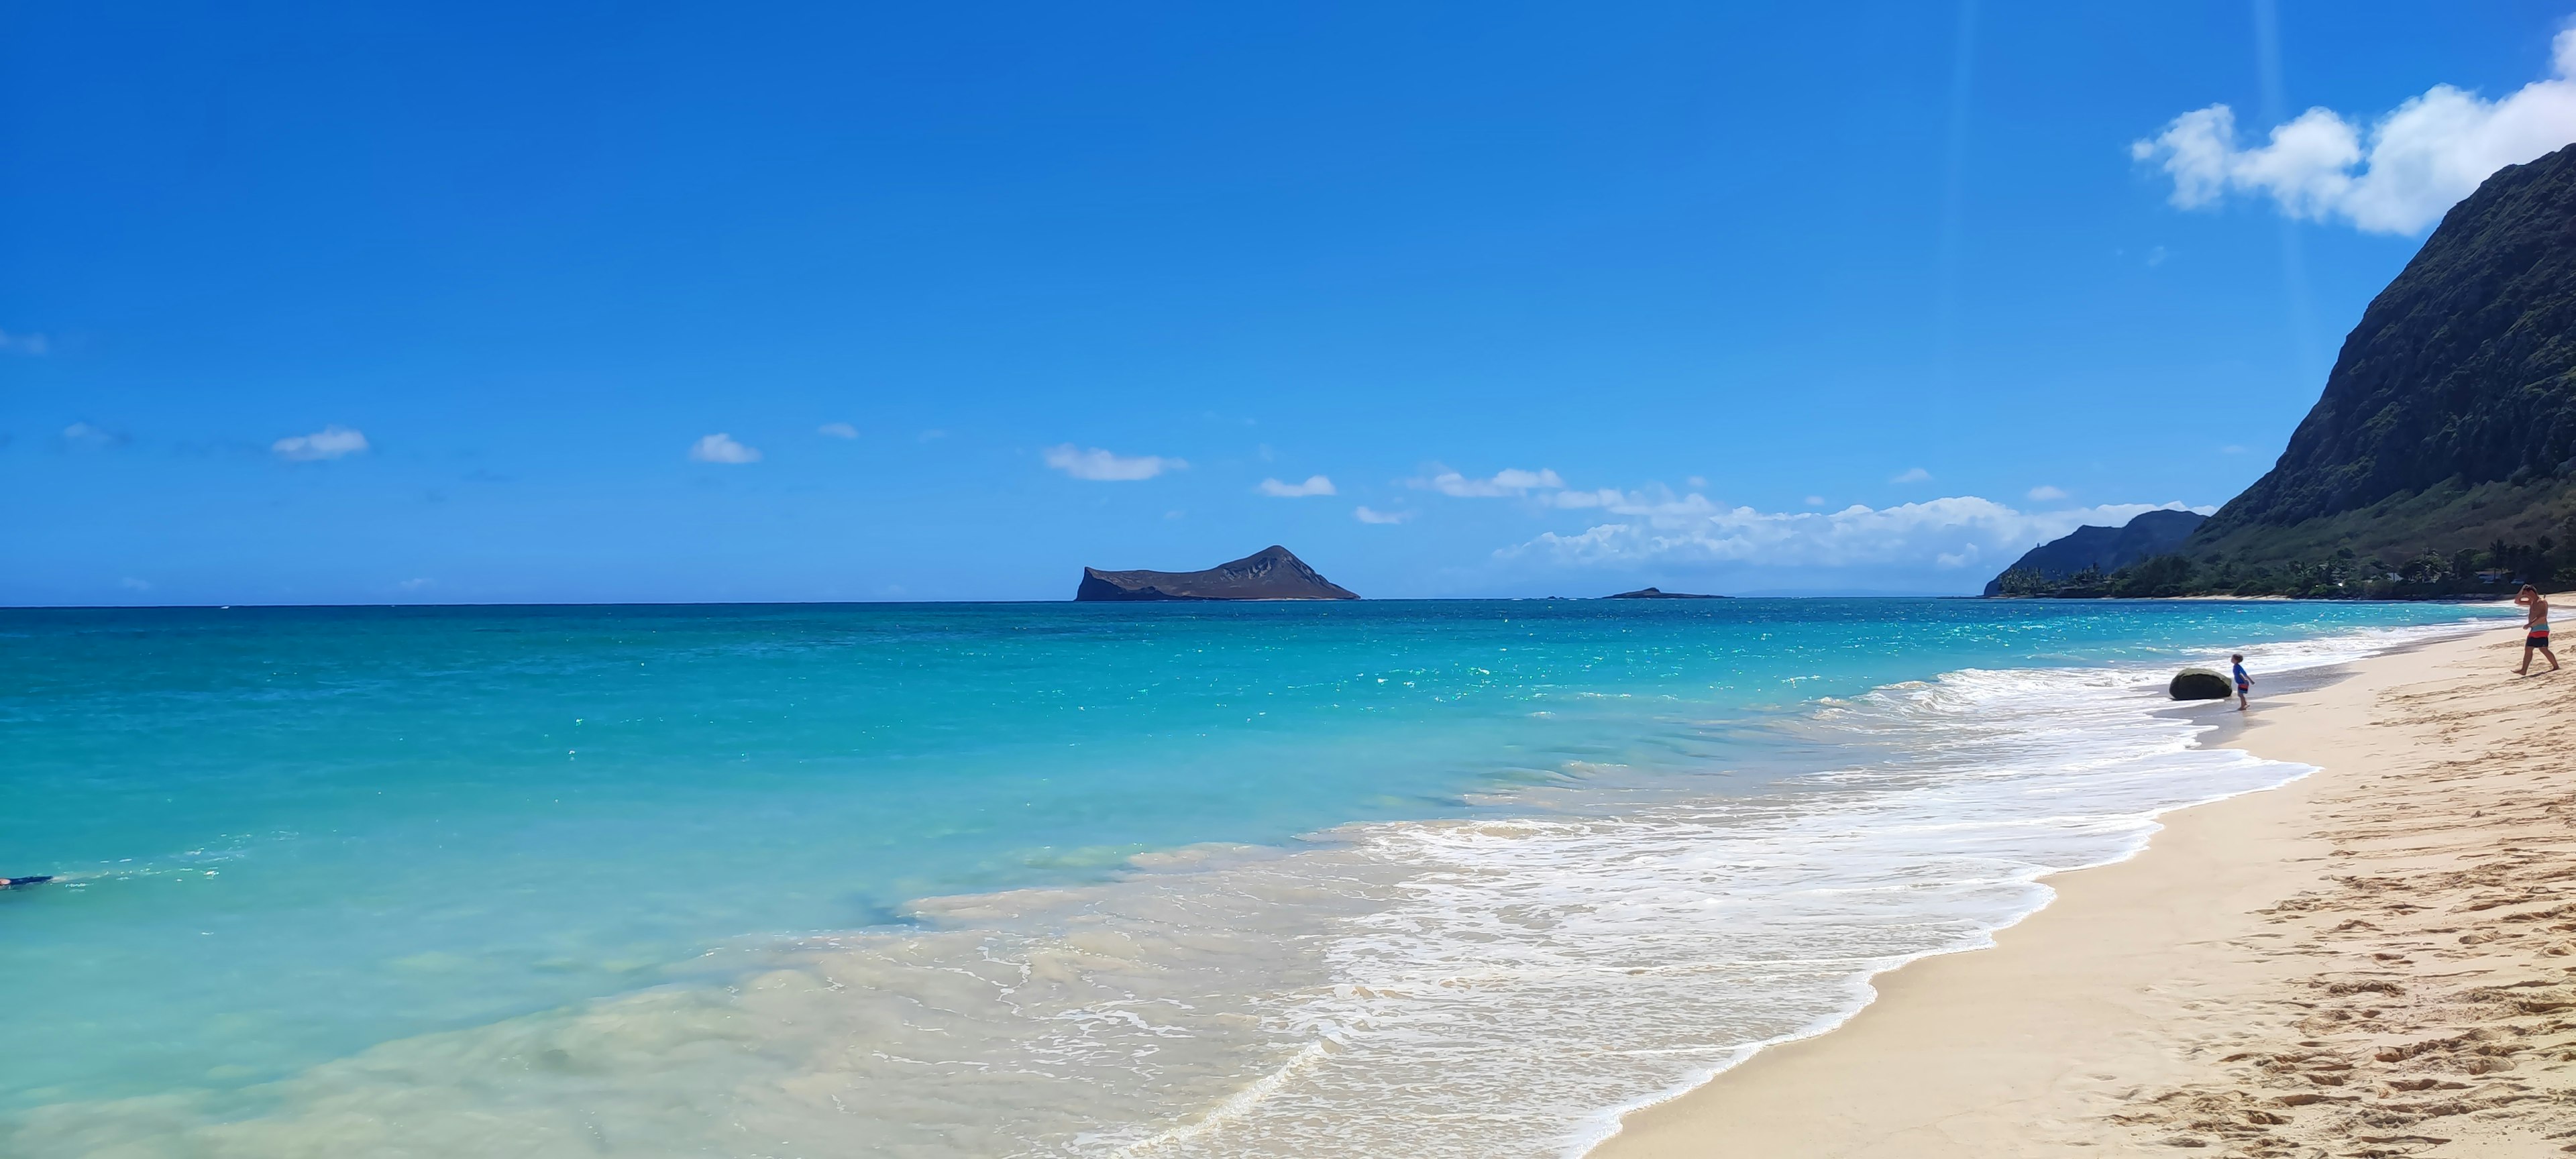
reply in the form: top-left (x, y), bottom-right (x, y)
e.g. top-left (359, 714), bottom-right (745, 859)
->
top-left (2191, 142), bottom-right (2576, 559)
top-left (1074, 545), bottom-right (1360, 601)
top-left (1983, 509), bottom-right (2206, 596)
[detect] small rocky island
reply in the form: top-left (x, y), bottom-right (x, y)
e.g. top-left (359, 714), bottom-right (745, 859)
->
top-left (1603, 587), bottom-right (1725, 599)
top-left (1075, 545), bottom-right (1360, 601)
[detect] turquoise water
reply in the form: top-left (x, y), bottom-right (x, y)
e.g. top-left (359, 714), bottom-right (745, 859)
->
top-left (0, 598), bottom-right (2506, 1151)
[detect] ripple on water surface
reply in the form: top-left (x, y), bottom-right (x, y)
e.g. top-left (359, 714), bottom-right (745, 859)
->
top-left (0, 602), bottom-right (2506, 1155)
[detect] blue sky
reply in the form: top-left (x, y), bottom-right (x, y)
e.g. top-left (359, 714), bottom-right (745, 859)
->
top-left (7, 1), bottom-right (2574, 603)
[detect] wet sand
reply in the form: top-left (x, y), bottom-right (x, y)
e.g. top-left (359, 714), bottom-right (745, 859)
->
top-left (1593, 628), bottom-right (2576, 1158)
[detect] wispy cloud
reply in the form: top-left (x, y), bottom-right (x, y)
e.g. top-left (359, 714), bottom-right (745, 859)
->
top-left (2133, 24), bottom-right (2576, 233)
top-left (688, 433), bottom-right (761, 463)
top-left (1258, 474), bottom-right (1337, 497)
top-left (272, 425), bottom-right (368, 461)
top-left (118, 576), bottom-right (151, 592)
top-left (1354, 506), bottom-right (1413, 524)
top-left (0, 329), bottom-right (50, 355)
top-left (1890, 467), bottom-right (1933, 484)
top-left (61, 422), bottom-right (129, 451)
top-left (1543, 488), bottom-right (1629, 509)
top-left (2027, 484), bottom-right (2069, 501)
top-left (1043, 444), bottom-right (1185, 481)
top-left (1413, 467), bottom-right (1566, 497)
top-left (816, 423), bottom-right (858, 439)
top-left (1503, 491), bottom-right (2213, 572)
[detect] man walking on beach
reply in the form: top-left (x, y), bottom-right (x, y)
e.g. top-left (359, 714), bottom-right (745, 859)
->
top-left (2231, 653), bottom-right (2251, 712)
top-left (2516, 584), bottom-right (2559, 675)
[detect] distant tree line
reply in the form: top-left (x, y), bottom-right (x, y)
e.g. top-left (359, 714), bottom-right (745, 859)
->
top-left (1992, 537), bottom-right (2569, 600)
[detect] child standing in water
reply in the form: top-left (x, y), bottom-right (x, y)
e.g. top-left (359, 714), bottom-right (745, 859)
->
top-left (2516, 584), bottom-right (2559, 675)
top-left (2231, 653), bottom-right (2251, 712)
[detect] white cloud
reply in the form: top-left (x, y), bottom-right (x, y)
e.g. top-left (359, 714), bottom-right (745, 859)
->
top-left (1415, 467), bottom-right (1566, 497)
top-left (817, 423), bottom-right (858, 439)
top-left (1890, 467), bottom-right (1933, 484)
top-left (1354, 506), bottom-right (1412, 524)
top-left (2133, 25), bottom-right (2576, 233)
top-left (1258, 474), bottom-right (1337, 497)
top-left (2027, 484), bottom-right (2069, 501)
top-left (272, 425), bottom-right (369, 461)
top-left (1686, 476), bottom-right (1709, 488)
top-left (0, 329), bottom-right (50, 355)
top-left (1502, 491), bottom-right (2214, 571)
top-left (1043, 444), bottom-right (1185, 481)
top-left (688, 433), bottom-right (761, 463)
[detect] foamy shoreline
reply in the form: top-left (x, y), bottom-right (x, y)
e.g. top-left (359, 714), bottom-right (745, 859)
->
top-left (1590, 625), bottom-right (2576, 1157)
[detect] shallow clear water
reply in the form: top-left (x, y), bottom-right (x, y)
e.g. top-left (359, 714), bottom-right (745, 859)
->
top-left (0, 598), bottom-right (2508, 1154)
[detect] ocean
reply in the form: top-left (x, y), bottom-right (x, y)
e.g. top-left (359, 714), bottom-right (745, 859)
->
top-left (0, 598), bottom-right (2508, 1156)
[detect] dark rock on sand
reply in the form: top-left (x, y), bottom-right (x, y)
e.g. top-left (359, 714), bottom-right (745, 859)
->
top-left (1075, 545), bottom-right (1359, 601)
top-left (1603, 587), bottom-right (1726, 599)
top-left (2169, 668), bottom-right (2235, 701)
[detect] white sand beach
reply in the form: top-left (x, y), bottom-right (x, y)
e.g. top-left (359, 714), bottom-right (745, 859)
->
top-left (1596, 627), bottom-right (2576, 1157)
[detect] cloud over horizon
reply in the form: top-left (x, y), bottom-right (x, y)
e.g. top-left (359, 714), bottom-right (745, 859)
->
top-left (1258, 474), bottom-right (1337, 497)
top-left (1503, 490), bottom-right (2213, 575)
top-left (273, 425), bottom-right (369, 461)
top-left (1354, 505), bottom-right (1412, 524)
top-left (1043, 444), bottom-right (1185, 481)
top-left (2134, 24), bottom-right (2576, 233)
top-left (688, 433), bottom-right (761, 463)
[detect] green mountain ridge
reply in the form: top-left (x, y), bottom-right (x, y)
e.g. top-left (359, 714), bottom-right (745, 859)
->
top-left (1988, 142), bottom-right (2576, 598)
top-left (1983, 509), bottom-right (2206, 596)
top-left (2187, 142), bottom-right (2576, 569)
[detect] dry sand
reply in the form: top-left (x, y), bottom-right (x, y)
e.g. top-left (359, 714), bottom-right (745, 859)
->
top-left (1593, 628), bottom-right (2576, 1158)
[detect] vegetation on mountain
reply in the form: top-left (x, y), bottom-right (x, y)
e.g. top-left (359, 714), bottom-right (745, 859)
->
top-left (1992, 535), bottom-right (2567, 598)
top-left (1991, 144), bottom-right (2576, 600)
top-left (1980, 509), bottom-right (2205, 596)
top-left (2182, 141), bottom-right (2576, 569)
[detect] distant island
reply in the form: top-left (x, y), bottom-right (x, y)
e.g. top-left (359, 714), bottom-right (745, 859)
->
top-left (1993, 142), bottom-right (2576, 599)
top-left (1603, 587), bottom-right (1726, 599)
top-left (1075, 545), bottom-right (1360, 601)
